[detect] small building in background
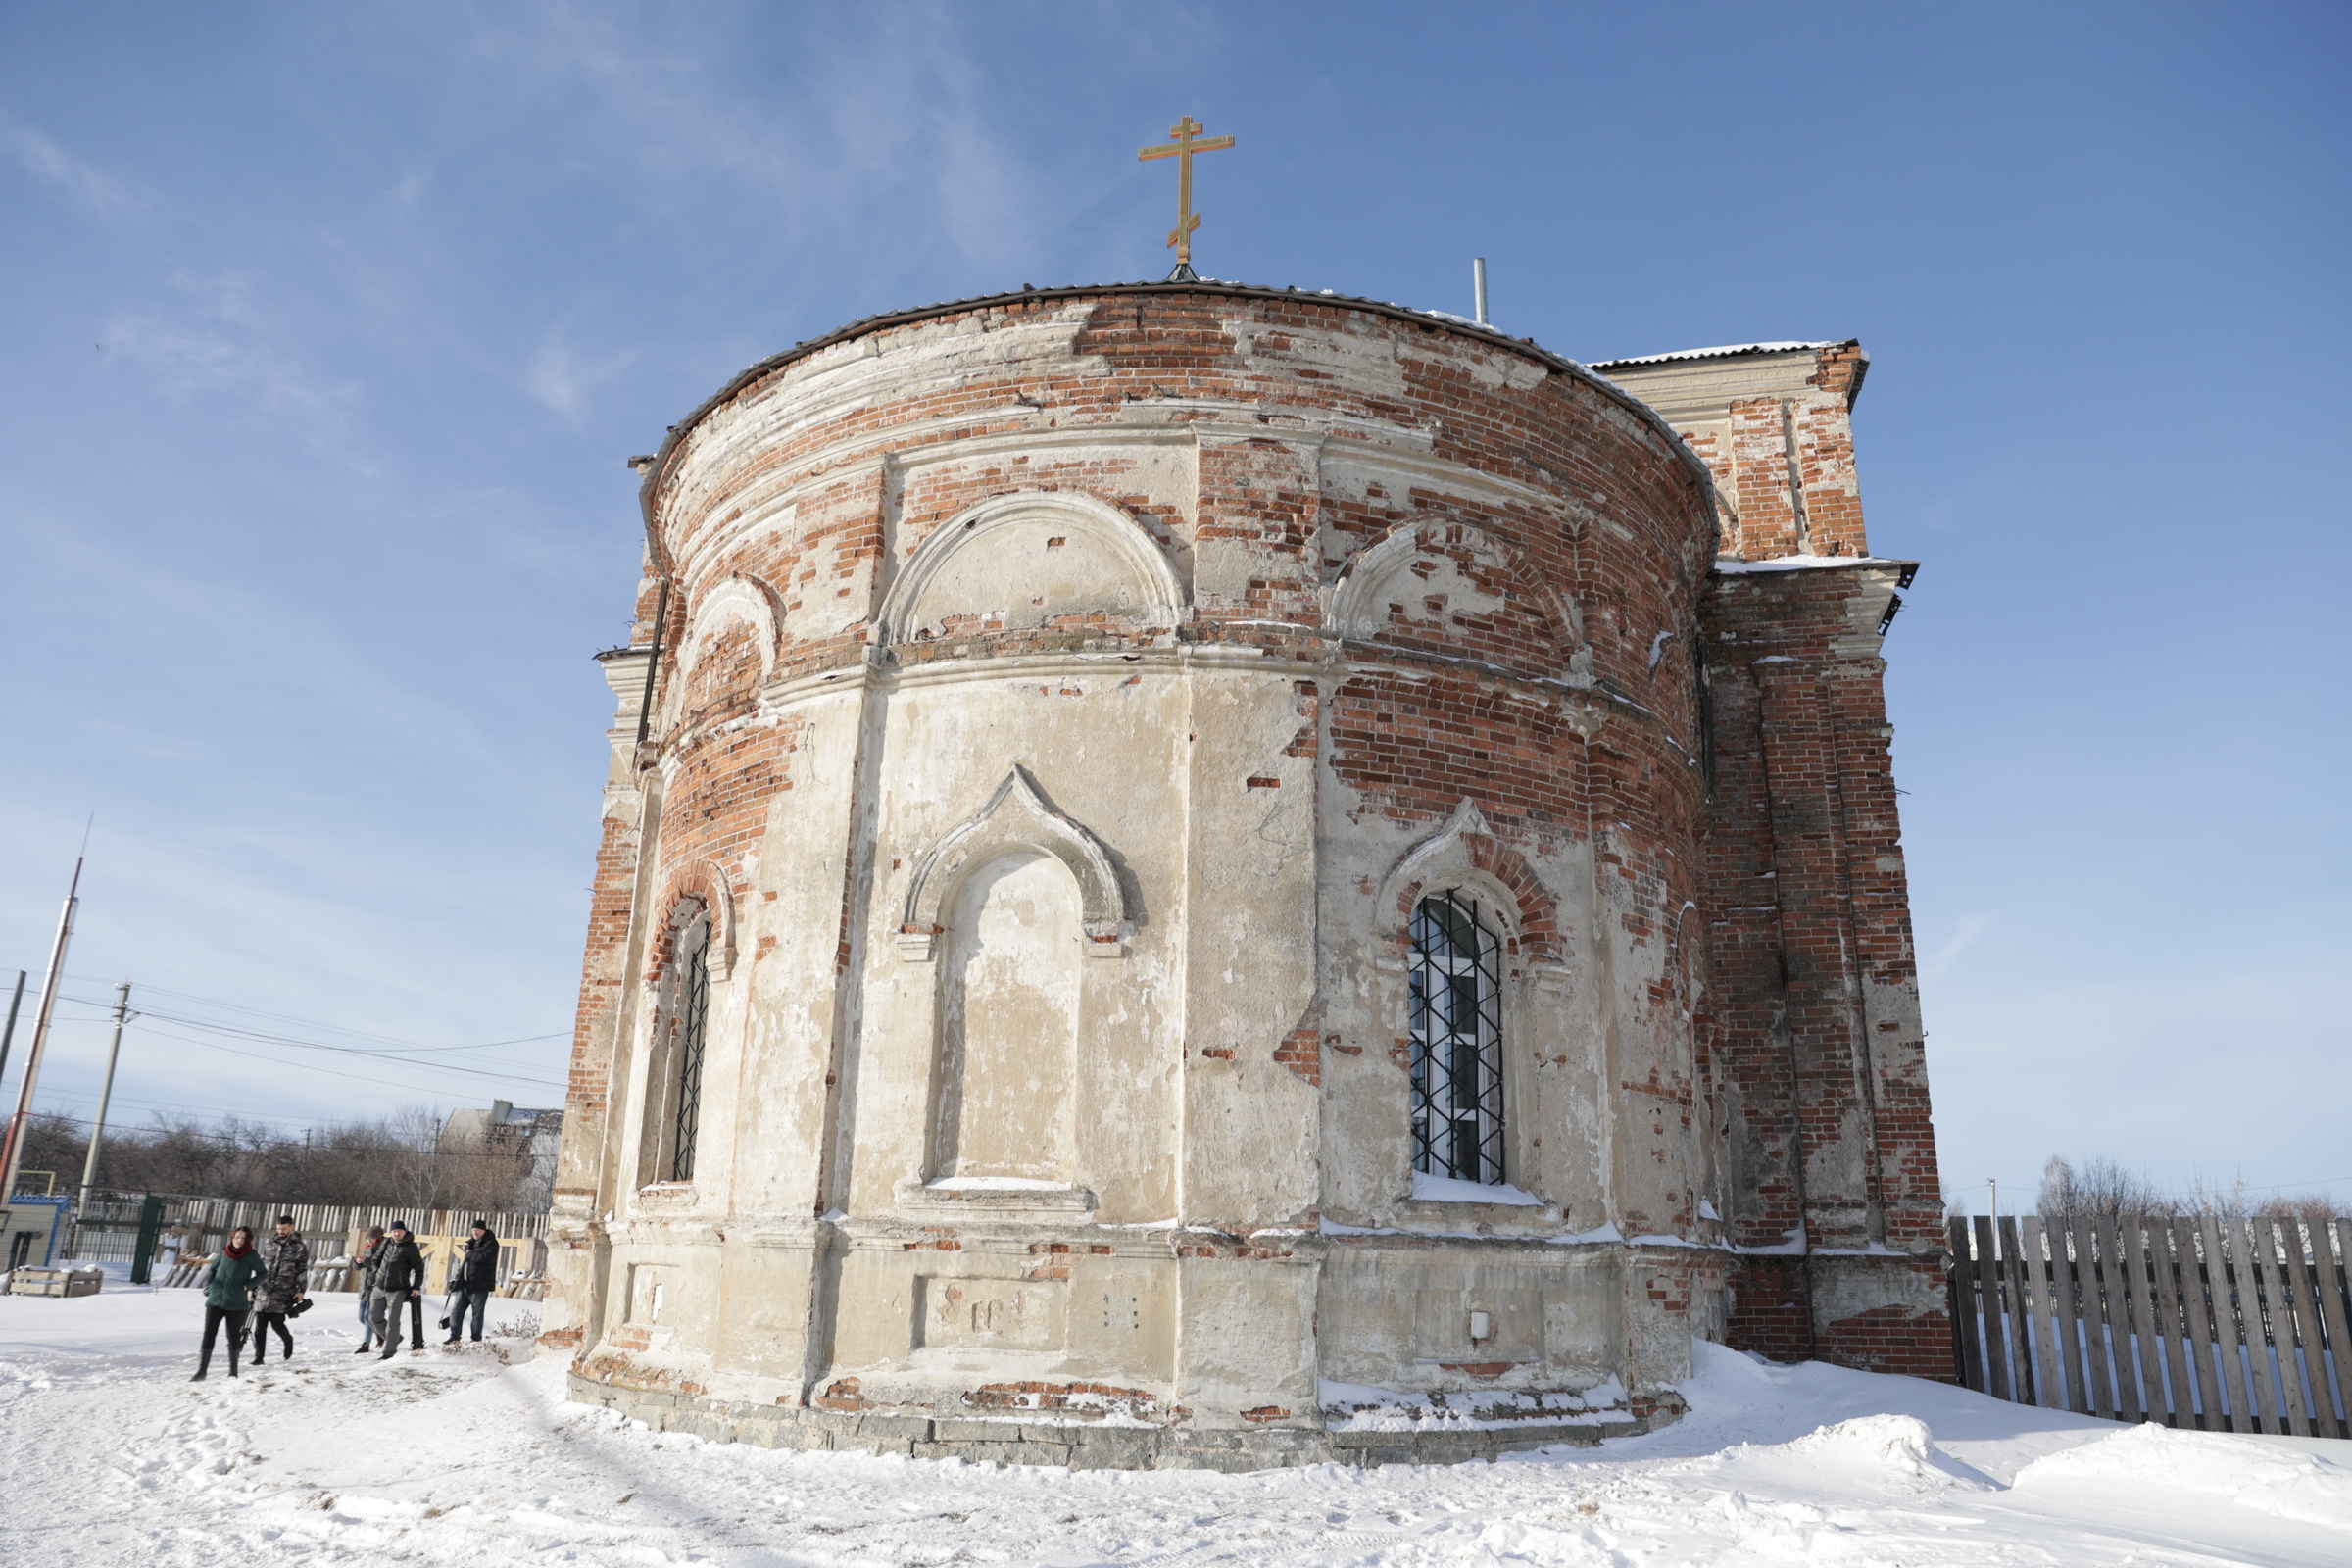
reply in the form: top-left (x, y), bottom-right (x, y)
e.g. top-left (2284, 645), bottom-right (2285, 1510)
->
top-left (440, 1102), bottom-right (564, 1213)
top-left (3, 1194), bottom-right (73, 1272)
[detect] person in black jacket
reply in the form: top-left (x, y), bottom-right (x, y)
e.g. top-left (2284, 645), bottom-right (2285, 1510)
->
top-left (368, 1219), bottom-right (427, 1359)
top-left (442, 1220), bottom-right (499, 1344)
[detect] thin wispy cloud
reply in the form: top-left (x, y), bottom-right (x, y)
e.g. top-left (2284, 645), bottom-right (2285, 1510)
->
top-left (525, 323), bottom-right (636, 422)
top-left (1923, 908), bottom-right (1995, 983)
top-left (457, 2), bottom-right (1203, 282)
top-left (104, 273), bottom-right (367, 456)
top-left (1, 117), bottom-right (145, 216)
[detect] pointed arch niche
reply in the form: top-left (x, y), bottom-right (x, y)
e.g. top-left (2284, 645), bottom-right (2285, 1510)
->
top-left (897, 769), bottom-right (1134, 1193)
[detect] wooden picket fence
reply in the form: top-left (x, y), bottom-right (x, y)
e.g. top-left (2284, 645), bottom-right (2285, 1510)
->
top-left (1948, 1214), bottom-right (2350, 1438)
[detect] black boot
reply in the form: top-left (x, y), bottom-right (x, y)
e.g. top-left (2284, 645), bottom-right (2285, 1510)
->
top-left (227, 1339), bottom-right (242, 1380)
top-left (192, 1348), bottom-right (211, 1382)
top-left (379, 1343), bottom-right (397, 1360)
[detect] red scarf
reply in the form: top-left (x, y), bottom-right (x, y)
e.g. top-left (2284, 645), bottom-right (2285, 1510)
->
top-left (223, 1239), bottom-right (254, 1258)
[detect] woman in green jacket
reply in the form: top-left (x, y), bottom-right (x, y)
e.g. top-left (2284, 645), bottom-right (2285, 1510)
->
top-left (194, 1226), bottom-right (264, 1381)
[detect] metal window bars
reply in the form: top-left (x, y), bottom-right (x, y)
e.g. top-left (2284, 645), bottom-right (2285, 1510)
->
top-left (668, 922), bottom-right (710, 1183)
top-left (1408, 892), bottom-right (1504, 1185)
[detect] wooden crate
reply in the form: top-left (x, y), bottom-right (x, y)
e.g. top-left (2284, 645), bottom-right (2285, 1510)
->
top-left (8, 1266), bottom-right (103, 1298)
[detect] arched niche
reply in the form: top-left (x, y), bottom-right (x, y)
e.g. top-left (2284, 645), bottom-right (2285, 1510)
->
top-left (929, 849), bottom-right (1083, 1185)
top-left (875, 491), bottom-right (1183, 646)
top-left (1327, 522), bottom-right (1574, 672)
top-left (897, 768), bottom-right (1130, 961)
top-left (664, 574), bottom-right (782, 731)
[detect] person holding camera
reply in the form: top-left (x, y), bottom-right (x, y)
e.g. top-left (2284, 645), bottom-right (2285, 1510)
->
top-left (352, 1224), bottom-right (388, 1353)
top-left (369, 1219), bottom-right (428, 1358)
top-left (441, 1220), bottom-right (499, 1344)
top-left (251, 1214), bottom-right (311, 1364)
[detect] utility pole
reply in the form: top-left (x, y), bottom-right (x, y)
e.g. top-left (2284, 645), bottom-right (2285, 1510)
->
top-left (75, 982), bottom-right (132, 1214)
top-left (0, 970), bottom-right (25, 1089)
top-left (0, 858), bottom-right (83, 1201)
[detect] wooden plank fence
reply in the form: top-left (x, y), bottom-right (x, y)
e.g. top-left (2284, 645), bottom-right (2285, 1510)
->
top-left (1948, 1214), bottom-right (2350, 1437)
top-left (71, 1193), bottom-right (550, 1295)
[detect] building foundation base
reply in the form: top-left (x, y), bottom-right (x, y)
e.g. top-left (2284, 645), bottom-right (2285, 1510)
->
top-left (566, 1372), bottom-right (1682, 1471)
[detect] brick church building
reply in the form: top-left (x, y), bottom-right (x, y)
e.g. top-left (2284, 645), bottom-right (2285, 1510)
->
top-left (538, 282), bottom-right (1949, 1467)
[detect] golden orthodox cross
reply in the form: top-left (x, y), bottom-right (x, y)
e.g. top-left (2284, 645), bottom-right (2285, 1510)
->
top-left (1138, 116), bottom-right (1235, 278)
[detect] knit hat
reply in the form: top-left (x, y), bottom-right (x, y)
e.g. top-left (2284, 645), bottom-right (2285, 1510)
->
top-left (388, 1219), bottom-right (411, 1234)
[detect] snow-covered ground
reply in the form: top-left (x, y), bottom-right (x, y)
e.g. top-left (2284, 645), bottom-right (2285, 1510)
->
top-left (3, 1278), bottom-right (2347, 1565)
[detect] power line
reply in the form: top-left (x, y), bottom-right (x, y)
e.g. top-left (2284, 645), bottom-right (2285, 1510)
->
top-left (11, 966), bottom-right (566, 1060)
top-left (95, 1007), bottom-right (564, 1082)
top-left (48, 990), bottom-right (564, 1071)
top-left (57, 972), bottom-right (564, 1054)
top-left (119, 1022), bottom-right (564, 1095)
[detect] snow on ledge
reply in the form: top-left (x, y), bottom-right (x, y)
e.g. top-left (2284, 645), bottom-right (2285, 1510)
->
top-left (1411, 1171), bottom-right (1545, 1205)
top-left (1735, 1225), bottom-right (1809, 1256)
top-left (1714, 554), bottom-right (1902, 573)
top-left (924, 1175), bottom-right (1073, 1193)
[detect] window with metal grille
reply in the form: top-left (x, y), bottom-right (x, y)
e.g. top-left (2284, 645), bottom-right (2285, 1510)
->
top-left (1408, 892), bottom-right (1504, 1185)
top-left (666, 917), bottom-right (710, 1183)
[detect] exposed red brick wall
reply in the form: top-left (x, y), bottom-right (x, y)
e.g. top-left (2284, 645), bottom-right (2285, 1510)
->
top-left (564, 802), bottom-right (639, 1124)
top-left (1725, 1255), bottom-right (1817, 1363)
top-left (1818, 1297), bottom-right (1958, 1381)
top-left (564, 287), bottom-right (1948, 1396)
top-left (1728, 1257), bottom-right (1956, 1381)
top-left (1700, 564), bottom-right (1942, 1261)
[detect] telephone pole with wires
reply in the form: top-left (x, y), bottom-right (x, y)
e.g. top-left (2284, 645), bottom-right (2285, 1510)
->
top-left (0, 857), bottom-right (83, 1200)
top-left (0, 970), bottom-right (25, 1090)
top-left (75, 982), bottom-right (133, 1212)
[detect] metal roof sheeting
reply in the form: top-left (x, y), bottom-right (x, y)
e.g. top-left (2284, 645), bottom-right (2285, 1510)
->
top-left (1589, 341), bottom-right (1839, 369)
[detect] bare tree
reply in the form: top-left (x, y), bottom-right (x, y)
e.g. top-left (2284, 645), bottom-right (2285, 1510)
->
top-left (2037, 1155), bottom-right (2169, 1225)
top-left (24, 1104), bottom-right (546, 1212)
top-left (2041, 1155), bottom-right (2346, 1224)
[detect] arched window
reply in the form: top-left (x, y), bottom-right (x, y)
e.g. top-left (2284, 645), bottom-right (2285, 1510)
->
top-left (658, 912), bottom-right (711, 1184)
top-left (1409, 892), bottom-right (1503, 1184)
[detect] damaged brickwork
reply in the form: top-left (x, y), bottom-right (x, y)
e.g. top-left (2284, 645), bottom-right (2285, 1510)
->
top-left (543, 289), bottom-right (1951, 1474)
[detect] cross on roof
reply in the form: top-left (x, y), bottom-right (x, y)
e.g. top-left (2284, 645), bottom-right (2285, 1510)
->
top-left (1137, 116), bottom-right (1236, 280)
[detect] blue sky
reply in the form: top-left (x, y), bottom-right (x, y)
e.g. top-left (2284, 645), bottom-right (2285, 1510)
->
top-left (2, 3), bottom-right (2343, 1208)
